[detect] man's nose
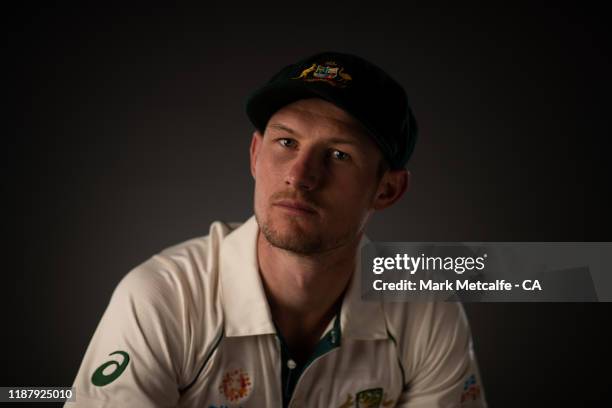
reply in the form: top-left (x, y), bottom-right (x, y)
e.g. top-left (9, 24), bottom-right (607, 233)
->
top-left (285, 149), bottom-right (323, 191)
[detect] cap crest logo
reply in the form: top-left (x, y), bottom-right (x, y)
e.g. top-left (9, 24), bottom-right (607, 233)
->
top-left (314, 64), bottom-right (338, 79)
top-left (292, 61), bottom-right (352, 87)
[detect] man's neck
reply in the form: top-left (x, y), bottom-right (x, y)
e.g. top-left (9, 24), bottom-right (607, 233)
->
top-left (257, 231), bottom-right (359, 362)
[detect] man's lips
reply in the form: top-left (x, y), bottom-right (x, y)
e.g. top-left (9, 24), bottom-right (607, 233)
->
top-left (273, 199), bottom-right (318, 215)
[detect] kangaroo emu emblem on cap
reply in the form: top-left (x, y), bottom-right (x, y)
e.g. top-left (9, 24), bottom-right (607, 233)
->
top-left (292, 61), bottom-right (352, 87)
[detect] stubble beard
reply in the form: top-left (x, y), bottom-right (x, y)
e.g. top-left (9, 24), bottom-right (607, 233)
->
top-left (255, 212), bottom-right (329, 255)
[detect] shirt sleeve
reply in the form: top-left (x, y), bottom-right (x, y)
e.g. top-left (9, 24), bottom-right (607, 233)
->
top-left (65, 258), bottom-right (187, 408)
top-left (394, 302), bottom-right (487, 408)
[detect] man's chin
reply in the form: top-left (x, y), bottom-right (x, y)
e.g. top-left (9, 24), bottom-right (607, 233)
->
top-left (259, 219), bottom-right (324, 255)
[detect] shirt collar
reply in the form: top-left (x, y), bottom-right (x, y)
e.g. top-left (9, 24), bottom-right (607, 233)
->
top-left (220, 216), bottom-right (276, 337)
top-left (339, 236), bottom-right (388, 340)
top-left (219, 215), bottom-right (387, 340)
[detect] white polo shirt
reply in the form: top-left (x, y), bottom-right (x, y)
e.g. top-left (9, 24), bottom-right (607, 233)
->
top-left (67, 216), bottom-right (487, 408)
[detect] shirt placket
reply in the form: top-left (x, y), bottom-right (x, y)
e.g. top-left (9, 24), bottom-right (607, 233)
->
top-left (275, 315), bottom-right (342, 408)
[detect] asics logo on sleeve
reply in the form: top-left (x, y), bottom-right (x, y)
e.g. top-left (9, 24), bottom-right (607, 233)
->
top-left (91, 351), bottom-right (130, 386)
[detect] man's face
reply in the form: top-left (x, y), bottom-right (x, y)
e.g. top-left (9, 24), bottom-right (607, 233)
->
top-left (250, 98), bottom-right (397, 255)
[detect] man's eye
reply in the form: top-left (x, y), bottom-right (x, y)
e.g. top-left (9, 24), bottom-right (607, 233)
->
top-left (278, 138), bottom-right (296, 148)
top-left (331, 150), bottom-right (350, 161)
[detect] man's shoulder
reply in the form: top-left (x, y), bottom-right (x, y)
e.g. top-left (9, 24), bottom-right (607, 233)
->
top-left (160, 219), bottom-right (242, 257)
top-left (114, 220), bottom-right (245, 311)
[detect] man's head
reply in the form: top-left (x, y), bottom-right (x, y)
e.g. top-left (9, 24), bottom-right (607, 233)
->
top-left (246, 52), bottom-right (417, 255)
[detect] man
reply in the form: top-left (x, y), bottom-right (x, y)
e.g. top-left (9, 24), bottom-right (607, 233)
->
top-left (67, 52), bottom-right (486, 407)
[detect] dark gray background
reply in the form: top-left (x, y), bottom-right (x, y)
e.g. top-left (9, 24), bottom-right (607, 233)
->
top-left (6, 3), bottom-right (612, 407)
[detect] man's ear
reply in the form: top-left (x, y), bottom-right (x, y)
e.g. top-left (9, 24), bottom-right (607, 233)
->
top-left (372, 169), bottom-right (410, 210)
top-left (250, 130), bottom-right (264, 179)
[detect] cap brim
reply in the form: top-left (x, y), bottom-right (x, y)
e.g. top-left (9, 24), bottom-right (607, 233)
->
top-left (245, 80), bottom-right (355, 133)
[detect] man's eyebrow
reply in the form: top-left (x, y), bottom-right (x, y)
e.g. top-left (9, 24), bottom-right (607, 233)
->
top-left (267, 123), bottom-right (296, 134)
top-left (268, 123), bottom-right (359, 145)
top-left (328, 137), bottom-right (360, 146)
top-left (267, 122), bottom-right (367, 147)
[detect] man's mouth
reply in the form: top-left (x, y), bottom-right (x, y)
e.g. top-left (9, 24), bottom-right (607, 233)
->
top-left (273, 199), bottom-right (318, 215)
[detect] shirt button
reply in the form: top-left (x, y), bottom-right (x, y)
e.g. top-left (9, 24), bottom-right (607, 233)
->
top-left (287, 359), bottom-right (297, 369)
